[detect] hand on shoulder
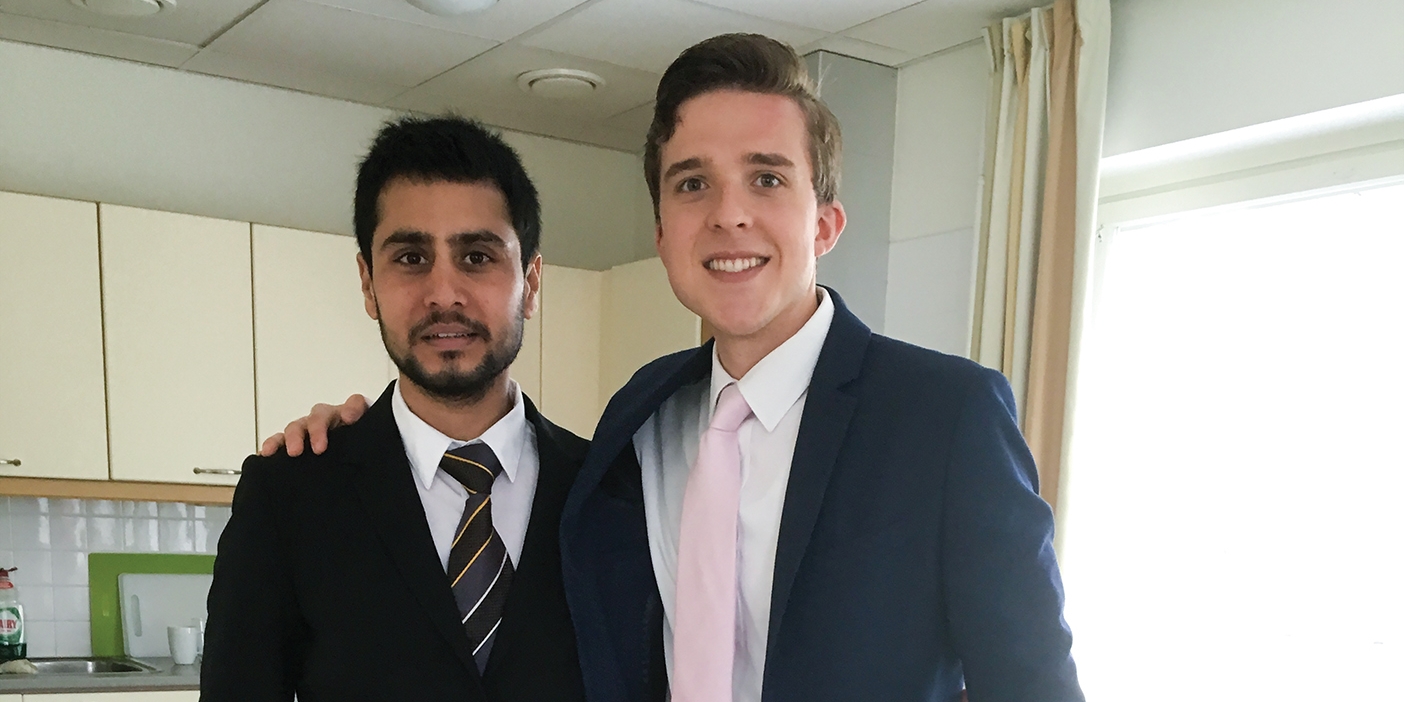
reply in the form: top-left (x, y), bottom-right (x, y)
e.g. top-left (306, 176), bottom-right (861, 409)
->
top-left (258, 394), bottom-right (369, 457)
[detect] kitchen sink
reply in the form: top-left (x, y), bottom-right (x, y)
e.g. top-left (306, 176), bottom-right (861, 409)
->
top-left (25, 657), bottom-right (158, 675)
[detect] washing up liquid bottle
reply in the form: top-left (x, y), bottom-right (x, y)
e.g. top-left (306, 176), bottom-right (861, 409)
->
top-left (0, 568), bottom-right (25, 662)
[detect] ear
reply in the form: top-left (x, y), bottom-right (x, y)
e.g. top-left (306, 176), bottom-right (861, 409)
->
top-left (814, 199), bottom-right (846, 258)
top-left (357, 253), bottom-right (378, 321)
top-left (522, 253), bottom-right (543, 320)
top-left (654, 220), bottom-right (665, 252)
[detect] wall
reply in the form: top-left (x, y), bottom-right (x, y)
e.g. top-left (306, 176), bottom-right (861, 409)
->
top-left (806, 51), bottom-right (897, 333)
top-left (0, 39), bottom-right (652, 271)
top-left (1104, 0), bottom-right (1404, 156)
top-left (0, 497), bottom-right (228, 657)
top-left (883, 41), bottom-right (989, 356)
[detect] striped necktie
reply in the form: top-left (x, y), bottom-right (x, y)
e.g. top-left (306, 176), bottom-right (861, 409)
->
top-left (440, 442), bottom-right (513, 673)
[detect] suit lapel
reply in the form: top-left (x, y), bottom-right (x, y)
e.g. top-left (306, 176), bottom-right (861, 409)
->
top-left (345, 385), bottom-right (484, 685)
top-left (766, 290), bottom-right (871, 655)
top-left (563, 342), bottom-right (713, 535)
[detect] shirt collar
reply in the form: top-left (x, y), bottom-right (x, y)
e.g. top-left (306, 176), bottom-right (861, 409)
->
top-left (391, 380), bottom-right (528, 491)
top-left (709, 288), bottom-right (836, 432)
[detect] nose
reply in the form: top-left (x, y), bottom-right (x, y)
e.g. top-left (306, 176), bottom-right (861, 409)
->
top-left (705, 181), bottom-right (752, 232)
top-left (423, 257), bottom-right (468, 309)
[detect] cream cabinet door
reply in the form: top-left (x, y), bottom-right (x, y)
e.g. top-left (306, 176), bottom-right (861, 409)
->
top-left (514, 300), bottom-right (543, 406)
top-left (539, 265), bottom-right (603, 438)
top-left (0, 192), bottom-right (109, 480)
top-left (251, 225), bottom-right (395, 438)
top-left (101, 205), bottom-right (254, 485)
top-left (21, 692), bottom-right (199, 701)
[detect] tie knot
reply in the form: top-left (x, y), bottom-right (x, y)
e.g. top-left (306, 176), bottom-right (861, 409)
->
top-left (440, 443), bottom-right (503, 494)
top-left (709, 383), bottom-right (753, 433)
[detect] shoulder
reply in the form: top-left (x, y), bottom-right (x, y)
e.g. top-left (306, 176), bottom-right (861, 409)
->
top-left (532, 414), bottom-right (590, 465)
top-left (624, 346), bottom-right (703, 395)
top-left (865, 335), bottom-right (1002, 389)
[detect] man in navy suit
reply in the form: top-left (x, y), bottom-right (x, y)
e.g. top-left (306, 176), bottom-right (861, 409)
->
top-left (559, 34), bottom-right (1082, 702)
top-left (271, 32), bottom-right (1081, 702)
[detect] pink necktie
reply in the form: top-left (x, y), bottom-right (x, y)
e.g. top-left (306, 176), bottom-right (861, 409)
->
top-left (672, 382), bottom-right (753, 702)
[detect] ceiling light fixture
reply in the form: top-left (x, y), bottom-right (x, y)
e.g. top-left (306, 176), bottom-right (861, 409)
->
top-left (70, 0), bottom-right (171, 17)
top-left (404, 0), bottom-right (496, 16)
top-left (517, 69), bottom-right (606, 100)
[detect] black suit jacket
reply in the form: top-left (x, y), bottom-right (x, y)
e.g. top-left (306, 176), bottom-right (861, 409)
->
top-left (561, 288), bottom-right (1083, 702)
top-left (202, 383), bottom-right (587, 702)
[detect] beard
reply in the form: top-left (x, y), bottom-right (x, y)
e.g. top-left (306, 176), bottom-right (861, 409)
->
top-left (378, 304), bottom-right (524, 406)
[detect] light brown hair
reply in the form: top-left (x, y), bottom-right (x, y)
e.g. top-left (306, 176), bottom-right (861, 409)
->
top-left (643, 33), bottom-right (842, 219)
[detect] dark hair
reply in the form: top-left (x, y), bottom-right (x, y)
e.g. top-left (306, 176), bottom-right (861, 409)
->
top-left (354, 115), bottom-right (541, 272)
top-left (643, 33), bottom-right (842, 219)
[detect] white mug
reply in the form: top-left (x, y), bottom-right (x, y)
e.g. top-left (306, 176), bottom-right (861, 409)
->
top-left (167, 625), bottom-right (199, 665)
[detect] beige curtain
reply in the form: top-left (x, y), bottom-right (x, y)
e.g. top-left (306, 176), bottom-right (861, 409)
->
top-left (971, 0), bottom-right (1110, 520)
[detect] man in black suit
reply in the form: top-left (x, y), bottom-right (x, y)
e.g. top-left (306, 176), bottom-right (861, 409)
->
top-left (201, 116), bottom-right (586, 702)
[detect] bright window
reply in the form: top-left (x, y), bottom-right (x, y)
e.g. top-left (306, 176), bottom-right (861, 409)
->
top-left (1061, 180), bottom-right (1404, 701)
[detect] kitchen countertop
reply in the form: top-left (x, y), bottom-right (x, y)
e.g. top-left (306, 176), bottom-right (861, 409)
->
top-left (0, 657), bottom-right (198, 694)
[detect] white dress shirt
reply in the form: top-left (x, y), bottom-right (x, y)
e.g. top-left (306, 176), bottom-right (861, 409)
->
top-left (636, 288), bottom-right (836, 702)
top-left (391, 380), bottom-right (539, 571)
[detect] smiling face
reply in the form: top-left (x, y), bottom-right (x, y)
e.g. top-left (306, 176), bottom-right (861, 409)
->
top-left (359, 177), bottom-right (541, 405)
top-left (655, 89), bottom-right (844, 361)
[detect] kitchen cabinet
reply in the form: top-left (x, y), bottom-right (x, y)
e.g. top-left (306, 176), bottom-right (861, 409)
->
top-left (21, 693), bottom-right (199, 701)
top-left (251, 225), bottom-right (395, 438)
top-left (100, 205), bottom-right (254, 486)
top-left (0, 192), bottom-right (109, 481)
top-left (539, 265), bottom-right (603, 438)
top-left (600, 257), bottom-right (700, 400)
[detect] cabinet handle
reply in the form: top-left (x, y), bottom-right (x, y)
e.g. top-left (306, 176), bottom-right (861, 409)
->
top-left (193, 467), bottom-right (241, 476)
top-left (0, 459), bottom-right (19, 466)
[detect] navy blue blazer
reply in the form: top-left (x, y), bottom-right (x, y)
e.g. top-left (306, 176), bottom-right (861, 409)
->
top-left (560, 289), bottom-right (1083, 702)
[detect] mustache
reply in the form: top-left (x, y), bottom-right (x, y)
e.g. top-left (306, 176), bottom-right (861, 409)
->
top-left (408, 310), bottom-right (491, 342)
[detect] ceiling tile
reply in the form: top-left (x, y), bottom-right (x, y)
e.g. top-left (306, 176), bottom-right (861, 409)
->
top-left (521, 0), bottom-right (824, 74)
top-left (389, 44), bottom-right (659, 125)
top-left (604, 101), bottom-right (654, 139)
top-left (182, 48), bottom-right (410, 105)
top-left (689, 0), bottom-right (923, 34)
top-left (302, 0), bottom-right (590, 43)
top-left (800, 35), bottom-right (917, 67)
top-left (0, 0), bottom-right (263, 46)
top-left (474, 103), bottom-right (644, 153)
top-left (845, 0), bottom-right (1041, 57)
top-left (0, 12), bottom-right (199, 67)
top-left (207, 0), bottom-right (497, 88)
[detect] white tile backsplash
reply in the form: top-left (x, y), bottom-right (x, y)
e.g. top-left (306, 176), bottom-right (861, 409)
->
top-left (0, 497), bottom-right (227, 656)
top-left (89, 517), bottom-right (121, 552)
top-left (24, 620), bottom-right (56, 658)
top-left (21, 585), bottom-right (54, 621)
top-left (13, 550), bottom-right (53, 585)
top-left (53, 587), bottom-right (88, 622)
top-left (54, 621), bottom-right (92, 657)
top-left (51, 551), bottom-right (87, 586)
top-left (51, 516), bottom-right (87, 551)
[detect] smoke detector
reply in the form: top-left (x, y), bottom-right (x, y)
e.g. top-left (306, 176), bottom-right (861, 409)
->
top-left (517, 69), bottom-right (606, 100)
top-left (70, 0), bottom-right (172, 17)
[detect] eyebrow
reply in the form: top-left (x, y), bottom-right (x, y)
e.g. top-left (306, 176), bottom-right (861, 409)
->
top-left (662, 157), bottom-right (705, 182)
top-left (661, 152), bottom-right (797, 183)
top-left (747, 152), bottom-right (795, 169)
top-left (379, 229), bottom-right (507, 250)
